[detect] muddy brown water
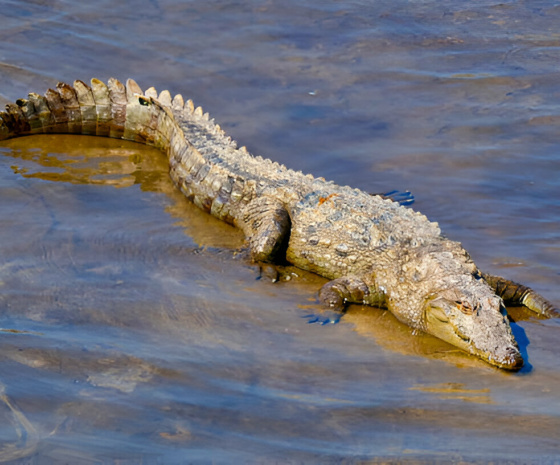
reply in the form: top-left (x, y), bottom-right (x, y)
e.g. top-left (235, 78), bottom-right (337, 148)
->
top-left (0, 1), bottom-right (559, 463)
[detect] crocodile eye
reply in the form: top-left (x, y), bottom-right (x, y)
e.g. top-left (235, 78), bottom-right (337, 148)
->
top-left (455, 300), bottom-right (474, 315)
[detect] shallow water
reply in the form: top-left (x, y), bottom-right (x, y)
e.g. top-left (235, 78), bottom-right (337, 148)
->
top-left (0, 0), bottom-right (559, 463)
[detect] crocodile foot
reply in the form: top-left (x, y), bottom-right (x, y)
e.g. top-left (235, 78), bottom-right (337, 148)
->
top-left (256, 263), bottom-right (280, 283)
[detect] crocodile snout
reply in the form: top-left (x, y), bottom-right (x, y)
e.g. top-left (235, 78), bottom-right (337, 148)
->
top-left (504, 346), bottom-right (524, 370)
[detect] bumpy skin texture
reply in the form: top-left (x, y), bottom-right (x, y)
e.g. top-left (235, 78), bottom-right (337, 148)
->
top-left (1, 78), bottom-right (558, 370)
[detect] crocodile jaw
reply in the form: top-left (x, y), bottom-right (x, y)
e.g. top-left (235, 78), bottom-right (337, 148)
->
top-left (424, 299), bottom-right (523, 370)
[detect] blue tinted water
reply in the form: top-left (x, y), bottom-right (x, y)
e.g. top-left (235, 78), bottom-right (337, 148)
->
top-left (0, 0), bottom-right (559, 462)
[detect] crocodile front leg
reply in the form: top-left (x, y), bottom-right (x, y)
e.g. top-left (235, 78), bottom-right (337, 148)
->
top-left (482, 273), bottom-right (559, 318)
top-left (305, 276), bottom-right (387, 325)
top-left (319, 276), bottom-right (371, 310)
top-left (319, 276), bottom-right (387, 310)
top-left (240, 196), bottom-right (291, 263)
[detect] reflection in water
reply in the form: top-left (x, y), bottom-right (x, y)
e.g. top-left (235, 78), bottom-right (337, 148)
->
top-left (344, 305), bottom-right (501, 372)
top-left (1, 134), bottom-right (245, 251)
top-left (9, 137), bottom-right (148, 188)
top-left (409, 383), bottom-right (493, 404)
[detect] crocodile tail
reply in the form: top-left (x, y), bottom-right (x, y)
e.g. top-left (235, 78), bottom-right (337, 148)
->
top-left (482, 272), bottom-right (560, 318)
top-left (0, 78), bottom-right (248, 226)
top-left (0, 78), bottom-right (173, 145)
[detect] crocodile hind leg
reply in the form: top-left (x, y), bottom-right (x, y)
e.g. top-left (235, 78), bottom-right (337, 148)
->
top-left (240, 196), bottom-right (291, 263)
top-left (482, 273), bottom-right (560, 318)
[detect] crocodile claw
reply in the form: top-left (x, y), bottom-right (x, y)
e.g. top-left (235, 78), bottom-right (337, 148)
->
top-left (380, 189), bottom-right (415, 206)
top-left (303, 312), bottom-right (342, 325)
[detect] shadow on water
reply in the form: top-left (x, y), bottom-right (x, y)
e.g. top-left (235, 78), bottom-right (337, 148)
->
top-left (510, 321), bottom-right (532, 374)
top-left (507, 306), bottom-right (537, 374)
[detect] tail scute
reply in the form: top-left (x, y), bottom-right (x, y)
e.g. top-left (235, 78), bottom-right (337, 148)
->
top-left (145, 87), bottom-right (158, 99)
top-left (172, 94), bottom-right (184, 113)
top-left (56, 82), bottom-right (82, 133)
top-left (107, 78), bottom-right (126, 138)
top-left (6, 103), bottom-right (30, 135)
top-left (45, 88), bottom-right (69, 133)
top-left (73, 80), bottom-right (97, 135)
top-left (158, 90), bottom-right (172, 106)
top-left (483, 272), bottom-right (560, 318)
top-left (28, 93), bottom-right (52, 135)
top-left (126, 79), bottom-right (143, 102)
top-left (73, 80), bottom-right (95, 105)
top-left (0, 78), bottom-right (225, 157)
top-left (90, 78), bottom-right (110, 105)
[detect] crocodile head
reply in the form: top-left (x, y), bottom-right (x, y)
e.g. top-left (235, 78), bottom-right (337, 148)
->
top-left (423, 285), bottom-right (523, 370)
top-left (415, 244), bottom-right (523, 370)
top-left (389, 240), bottom-right (523, 370)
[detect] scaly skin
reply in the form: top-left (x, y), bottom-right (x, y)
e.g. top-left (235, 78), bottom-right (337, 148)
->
top-left (1, 78), bottom-right (558, 370)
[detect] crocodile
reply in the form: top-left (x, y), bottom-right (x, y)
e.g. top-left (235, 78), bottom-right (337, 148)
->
top-left (1, 77), bottom-right (558, 370)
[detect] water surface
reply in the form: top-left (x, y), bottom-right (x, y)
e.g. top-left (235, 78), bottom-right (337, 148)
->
top-left (0, 1), bottom-right (559, 463)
